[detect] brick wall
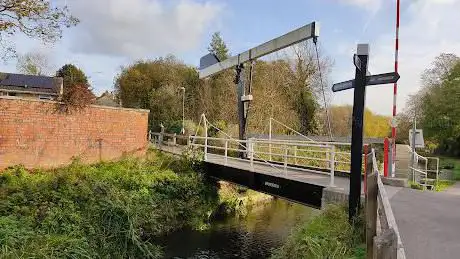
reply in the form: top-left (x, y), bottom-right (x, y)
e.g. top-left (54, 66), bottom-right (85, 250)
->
top-left (0, 97), bottom-right (149, 169)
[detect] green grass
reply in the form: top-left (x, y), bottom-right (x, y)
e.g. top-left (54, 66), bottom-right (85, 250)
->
top-left (409, 180), bottom-right (455, 192)
top-left (0, 150), bottom-right (219, 258)
top-left (270, 204), bottom-right (365, 259)
top-left (435, 180), bottom-right (456, 191)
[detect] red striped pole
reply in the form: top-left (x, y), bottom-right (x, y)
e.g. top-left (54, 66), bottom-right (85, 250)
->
top-left (391, 0), bottom-right (400, 177)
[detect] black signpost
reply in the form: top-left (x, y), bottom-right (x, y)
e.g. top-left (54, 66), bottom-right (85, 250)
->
top-left (332, 44), bottom-right (400, 222)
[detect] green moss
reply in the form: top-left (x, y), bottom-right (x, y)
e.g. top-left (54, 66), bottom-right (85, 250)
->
top-left (0, 150), bottom-right (218, 258)
top-left (271, 204), bottom-right (365, 259)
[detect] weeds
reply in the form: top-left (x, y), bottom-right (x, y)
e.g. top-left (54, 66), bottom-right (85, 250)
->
top-left (0, 151), bottom-right (218, 258)
top-left (270, 204), bottom-right (365, 259)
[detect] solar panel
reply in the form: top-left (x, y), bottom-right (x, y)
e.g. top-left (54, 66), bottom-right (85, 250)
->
top-left (0, 73), bottom-right (56, 89)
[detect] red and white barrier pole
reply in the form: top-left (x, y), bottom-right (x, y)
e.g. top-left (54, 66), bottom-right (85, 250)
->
top-left (391, 0), bottom-right (401, 177)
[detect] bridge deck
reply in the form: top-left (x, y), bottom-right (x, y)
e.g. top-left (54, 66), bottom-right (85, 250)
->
top-left (155, 144), bottom-right (363, 194)
top-left (206, 153), bottom-right (361, 193)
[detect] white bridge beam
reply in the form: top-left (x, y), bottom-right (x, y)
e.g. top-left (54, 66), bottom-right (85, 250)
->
top-left (199, 21), bottom-right (320, 79)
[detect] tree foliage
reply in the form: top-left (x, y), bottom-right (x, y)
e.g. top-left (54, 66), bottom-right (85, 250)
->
top-left (0, 0), bottom-right (79, 58)
top-left (116, 39), bottom-right (324, 136)
top-left (56, 64), bottom-right (94, 110)
top-left (115, 56), bottom-right (197, 129)
top-left (419, 61), bottom-right (460, 155)
top-left (57, 64), bottom-right (88, 88)
top-left (398, 53), bottom-right (460, 155)
top-left (16, 51), bottom-right (52, 75)
top-left (319, 105), bottom-right (390, 138)
top-left (208, 32), bottom-right (229, 61)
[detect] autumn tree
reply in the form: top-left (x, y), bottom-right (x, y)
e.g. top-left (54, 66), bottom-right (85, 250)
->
top-left (0, 0), bottom-right (78, 59)
top-left (56, 64), bottom-right (94, 109)
top-left (16, 51), bottom-right (52, 75)
top-left (318, 105), bottom-right (390, 138)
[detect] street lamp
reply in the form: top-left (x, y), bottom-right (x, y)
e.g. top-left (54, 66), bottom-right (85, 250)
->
top-left (179, 87), bottom-right (185, 134)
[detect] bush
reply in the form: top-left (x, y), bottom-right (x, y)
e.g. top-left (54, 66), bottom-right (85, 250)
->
top-left (0, 151), bottom-right (218, 258)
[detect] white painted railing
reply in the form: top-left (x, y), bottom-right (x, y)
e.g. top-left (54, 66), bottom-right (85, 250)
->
top-left (407, 147), bottom-right (439, 190)
top-left (149, 114), bottom-right (361, 187)
top-left (189, 135), bottom-right (345, 187)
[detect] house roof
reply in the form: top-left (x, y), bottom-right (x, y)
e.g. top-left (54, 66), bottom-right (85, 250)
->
top-left (0, 72), bottom-right (63, 95)
top-left (95, 91), bottom-right (120, 107)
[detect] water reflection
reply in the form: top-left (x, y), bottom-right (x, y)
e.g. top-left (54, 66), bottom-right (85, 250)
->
top-left (161, 198), bottom-right (317, 259)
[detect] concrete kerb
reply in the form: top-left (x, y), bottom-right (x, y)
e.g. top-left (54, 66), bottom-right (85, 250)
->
top-left (381, 177), bottom-right (408, 188)
top-left (321, 186), bottom-right (364, 209)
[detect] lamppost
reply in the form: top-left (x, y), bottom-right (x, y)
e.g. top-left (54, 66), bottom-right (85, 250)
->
top-left (179, 87), bottom-right (185, 135)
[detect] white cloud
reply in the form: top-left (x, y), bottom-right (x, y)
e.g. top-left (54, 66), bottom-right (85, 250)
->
top-left (332, 0), bottom-right (460, 116)
top-left (64, 0), bottom-right (222, 58)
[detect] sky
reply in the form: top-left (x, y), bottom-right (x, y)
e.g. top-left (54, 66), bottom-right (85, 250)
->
top-left (2, 0), bottom-right (460, 117)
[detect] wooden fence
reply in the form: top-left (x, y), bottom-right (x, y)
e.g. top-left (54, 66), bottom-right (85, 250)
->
top-left (366, 148), bottom-right (406, 259)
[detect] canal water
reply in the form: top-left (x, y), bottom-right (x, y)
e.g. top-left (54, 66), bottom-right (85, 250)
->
top-left (160, 199), bottom-right (317, 259)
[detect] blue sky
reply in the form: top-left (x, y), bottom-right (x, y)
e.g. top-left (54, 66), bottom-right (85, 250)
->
top-left (2, 0), bottom-right (460, 117)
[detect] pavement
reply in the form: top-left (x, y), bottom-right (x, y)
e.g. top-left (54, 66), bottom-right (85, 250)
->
top-left (389, 183), bottom-right (460, 259)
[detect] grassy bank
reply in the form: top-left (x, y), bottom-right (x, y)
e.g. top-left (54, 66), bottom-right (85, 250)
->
top-left (271, 204), bottom-right (365, 259)
top-left (216, 182), bottom-right (273, 217)
top-left (0, 150), bottom-right (219, 258)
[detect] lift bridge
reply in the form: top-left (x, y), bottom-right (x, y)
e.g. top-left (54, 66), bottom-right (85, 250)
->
top-left (150, 114), bottom-right (369, 210)
top-left (149, 21), bottom-right (371, 209)
top-left (150, 20), bottom-right (413, 258)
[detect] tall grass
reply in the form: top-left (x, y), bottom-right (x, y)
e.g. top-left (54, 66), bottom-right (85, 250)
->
top-left (271, 204), bottom-right (365, 259)
top-left (0, 151), bottom-right (218, 258)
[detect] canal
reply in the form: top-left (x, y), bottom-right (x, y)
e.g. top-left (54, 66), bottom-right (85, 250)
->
top-left (159, 198), bottom-right (317, 258)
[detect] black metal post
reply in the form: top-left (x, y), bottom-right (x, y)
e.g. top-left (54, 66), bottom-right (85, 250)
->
top-left (349, 44), bottom-right (369, 222)
top-left (235, 64), bottom-right (247, 157)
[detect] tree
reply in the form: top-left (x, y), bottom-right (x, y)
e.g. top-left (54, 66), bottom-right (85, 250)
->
top-left (16, 51), bottom-right (52, 75)
top-left (419, 61), bottom-right (460, 155)
top-left (115, 56), bottom-right (197, 129)
top-left (208, 32), bottom-right (229, 61)
top-left (56, 64), bottom-right (89, 88)
top-left (56, 64), bottom-right (94, 110)
top-left (399, 54), bottom-right (460, 151)
top-left (421, 53), bottom-right (459, 89)
top-left (318, 105), bottom-right (390, 138)
top-left (406, 53), bottom-right (460, 119)
top-left (0, 0), bottom-right (79, 59)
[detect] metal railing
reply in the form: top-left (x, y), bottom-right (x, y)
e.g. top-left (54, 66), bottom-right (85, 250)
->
top-left (189, 134), bottom-right (339, 187)
top-left (148, 114), bottom-right (370, 188)
top-left (407, 147), bottom-right (439, 190)
top-left (366, 149), bottom-right (406, 259)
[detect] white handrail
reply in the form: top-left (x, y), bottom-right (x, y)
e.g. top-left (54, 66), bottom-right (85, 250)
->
top-left (190, 134), bottom-right (339, 185)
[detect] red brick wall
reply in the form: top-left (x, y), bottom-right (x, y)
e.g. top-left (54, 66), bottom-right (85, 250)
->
top-left (0, 97), bottom-right (149, 169)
